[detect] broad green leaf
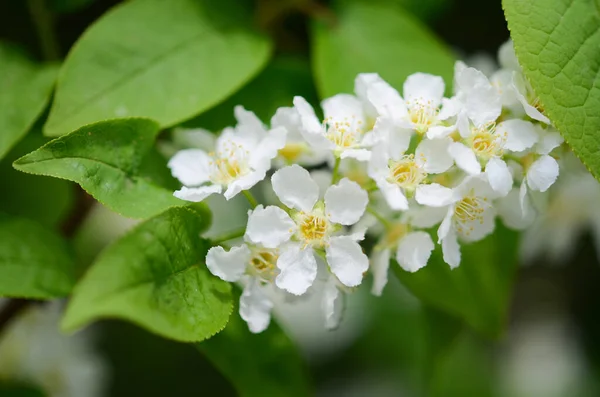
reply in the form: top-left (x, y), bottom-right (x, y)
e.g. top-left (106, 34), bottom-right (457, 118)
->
top-left (503, 0), bottom-right (600, 180)
top-left (311, 1), bottom-right (455, 98)
top-left (13, 118), bottom-right (184, 219)
top-left (0, 214), bottom-right (75, 299)
top-left (394, 225), bottom-right (519, 338)
top-left (0, 44), bottom-right (57, 159)
top-left (0, 132), bottom-right (74, 228)
top-left (62, 206), bottom-right (231, 342)
top-left (44, 0), bottom-right (272, 137)
top-left (0, 383), bottom-right (46, 397)
top-left (184, 56), bottom-right (319, 130)
top-left (197, 295), bottom-right (312, 397)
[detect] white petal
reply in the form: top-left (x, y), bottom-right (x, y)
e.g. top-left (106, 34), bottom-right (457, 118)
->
top-left (461, 205), bottom-right (496, 242)
top-left (498, 40), bottom-right (520, 71)
top-left (206, 245), bottom-right (250, 282)
top-left (498, 119), bottom-right (539, 152)
top-left (441, 228), bottom-right (461, 269)
top-left (293, 96), bottom-right (324, 135)
top-left (415, 183), bottom-right (454, 207)
top-left (497, 188), bottom-right (535, 230)
top-left (373, 117), bottom-right (412, 154)
top-left (513, 74), bottom-right (551, 124)
top-left (367, 81), bottom-right (408, 122)
top-left (239, 279), bottom-right (273, 333)
top-left (275, 244), bottom-right (318, 295)
top-left (426, 124), bottom-right (456, 139)
top-left (486, 157), bottom-right (513, 196)
top-left (340, 148), bottom-right (371, 161)
top-left (325, 178), bottom-right (368, 225)
top-left (234, 106), bottom-right (267, 142)
top-left (437, 207), bottom-right (454, 242)
top-left (224, 169), bottom-right (267, 200)
top-left (415, 137), bottom-right (453, 173)
top-left (370, 248), bottom-right (391, 296)
top-left (438, 96), bottom-right (462, 120)
top-left (271, 165), bottom-right (319, 211)
top-left (406, 205), bottom-right (448, 228)
top-left (454, 61), bottom-right (502, 126)
top-left (168, 149), bottom-right (211, 186)
top-left (322, 277), bottom-right (344, 330)
top-left (377, 179), bottom-right (409, 210)
top-left (271, 106), bottom-right (301, 137)
top-left (174, 185), bottom-right (221, 202)
top-left (322, 94), bottom-right (365, 123)
top-left (536, 128), bottom-right (564, 155)
top-left (448, 142), bottom-right (481, 175)
top-left (326, 236), bottom-right (369, 287)
top-left (519, 179), bottom-right (531, 217)
top-left (355, 73), bottom-right (386, 115)
top-left (527, 155), bottom-right (559, 192)
top-left (245, 205), bottom-right (295, 248)
top-left (403, 73), bottom-right (445, 107)
top-left (396, 231), bottom-right (434, 273)
top-left (249, 126), bottom-right (287, 169)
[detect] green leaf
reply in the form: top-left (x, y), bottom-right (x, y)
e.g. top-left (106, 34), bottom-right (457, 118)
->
top-left (0, 43), bottom-right (57, 159)
top-left (503, 0), bottom-right (600, 180)
top-left (44, 0), bottom-right (272, 137)
top-left (0, 132), bottom-right (74, 228)
top-left (13, 118), bottom-right (184, 219)
top-left (49, 0), bottom-right (94, 13)
top-left (0, 383), bottom-right (46, 397)
top-left (311, 1), bottom-right (455, 98)
top-left (184, 56), bottom-right (319, 130)
top-left (394, 224), bottom-right (519, 338)
top-left (62, 206), bottom-right (231, 342)
top-left (197, 293), bottom-right (312, 397)
top-left (0, 214), bottom-right (75, 299)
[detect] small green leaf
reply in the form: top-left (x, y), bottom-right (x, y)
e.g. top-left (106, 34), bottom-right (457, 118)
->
top-left (62, 206), bottom-right (230, 342)
top-left (311, 1), bottom-right (455, 98)
top-left (503, 0), bottom-right (600, 180)
top-left (0, 214), bottom-right (75, 299)
top-left (394, 225), bottom-right (519, 338)
top-left (44, 0), bottom-right (272, 137)
top-left (0, 43), bottom-right (57, 159)
top-left (197, 295), bottom-right (312, 397)
top-left (13, 118), bottom-right (183, 219)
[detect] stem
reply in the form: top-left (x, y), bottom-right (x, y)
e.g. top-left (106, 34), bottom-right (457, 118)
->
top-left (27, 0), bottom-right (60, 61)
top-left (367, 206), bottom-right (392, 229)
top-left (213, 228), bottom-right (246, 245)
top-left (331, 157), bottom-right (341, 184)
top-left (242, 190), bottom-right (259, 209)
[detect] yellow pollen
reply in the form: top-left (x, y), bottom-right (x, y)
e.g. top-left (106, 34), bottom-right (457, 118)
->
top-left (209, 140), bottom-right (250, 184)
top-left (387, 154), bottom-right (427, 190)
top-left (453, 191), bottom-right (489, 236)
top-left (407, 99), bottom-right (439, 134)
top-left (298, 213), bottom-right (329, 247)
top-left (249, 250), bottom-right (279, 283)
top-left (530, 96), bottom-right (545, 114)
top-left (278, 143), bottom-right (307, 162)
top-left (469, 122), bottom-right (505, 160)
top-left (324, 116), bottom-right (363, 149)
top-left (378, 223), bottom-right (409, 249)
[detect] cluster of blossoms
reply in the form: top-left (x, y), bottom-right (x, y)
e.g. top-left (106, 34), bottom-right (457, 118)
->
top-left (167, 40), bottom-right (569, 333)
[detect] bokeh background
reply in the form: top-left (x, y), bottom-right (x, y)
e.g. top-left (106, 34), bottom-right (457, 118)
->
top-left (1, 0), bottom-right (598, 396)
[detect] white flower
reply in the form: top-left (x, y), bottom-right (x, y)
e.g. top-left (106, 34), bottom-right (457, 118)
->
top-left (422, 176), bottom-right (497, 268)
top-left (370, 220), bottom-right (435, 296)
top-left (206, 243), bottom-right (280, 333)
top-left (0, 302), bottom-right (106, 397)
top-left (168, 106), bottom-right (286, 202)
top-left (369, 137), bottom-right (453, 210)
top-left (245, 165), bottom-right (369, 295)
top-left (322, 274), bottom-right (345, 330)
top-left (365, 72), bottom-right (460, 140)
top-left (270, 106), bottom-right (329, 167)
top-left (292, 75), bottom-right (384, 161)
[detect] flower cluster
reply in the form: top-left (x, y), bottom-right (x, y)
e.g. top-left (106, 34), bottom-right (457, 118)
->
top-left (168, 40), bottom-right (569, 333)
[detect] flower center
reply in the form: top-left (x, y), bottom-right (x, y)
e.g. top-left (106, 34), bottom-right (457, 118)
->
top-left (387, 154), bottom-right (427, 190)
top-left (453, 191), bottom-right (489, 236)
top-left (209, 140), bottom-right (250, 185)
top-left (249, 249), bottom-right (279, 283)
top-left (278, 142), bottom-right (308, 163)
top-left (295, 208), bottom-right (331, 248)
top-left (324, 116), bottom-right (364, 149)
top-left (378, 223), bottom-right (409, 249)
top-left (468, 123), bottom-right (504, 161)
top-left (407, 99), bottom-right (439, 134)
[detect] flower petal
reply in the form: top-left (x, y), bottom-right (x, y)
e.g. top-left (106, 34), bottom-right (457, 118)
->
top-left (370, 248), bottom-right (391, 296)
top-left (438, 96), bottom-right (462, 120)
top-left (449, 142), bottom-right (481, 175)
top-left (234, 105), bottom-right (267, 142)
top-left (271, 165), bottom-right (319, 212)
top-left (206, 245), bottom-right (250, 282)
top-left (437, 207), bottom-right (454, 242)
top-left (377, 179), bottom-right (409, 210)
top-left (174, 185), bottom-right (221, 202)
top-left (497, 188), bottom-right (535, 230)
top-left (415, 183), bottom-right (454, 207)
top-left (535, 128), bottom-right (563, 155)
top-left (326, 236), bottom-right (369, 287)
top-left (240, 278), bottom-right (273, 333)
top-left (527, 155), bottom-right (559, 192)
top-left (441, 228), bottom-right (461, 269)
top-left (367, 80), bottom-right (408, 122)
top-left (322, 277), bottom-right (344, 330)
top-left (512, 73), bottom-right (551, 124)
top-left (486, 157), bottom-right (513, 197)
top-left (224, 169), bottom-right (267, 200)
top-left (403, 73), bottom-right (445, 107)
top-left (454, 61), bottom-right (502, 126)
top-left (498, 119), bottom-right (538, 152)
top-left (249, 126), bottom-right (287, 170)
top-left (245, 205), bottom-right (296, 248)
top-left (325, 178), bottom-right (368, 225)
top-left (396, 231), bottom-right (434, 273)
top-left (275, 244), bottom-right (317, 295)
top-left (168, 149), bottom-right (211, 187)
top-left (416, 137), bottom-right (453, 173)
top-left (293, 96), bottom-right (324, 136)
top-left (340, 148), bottom-right (371, 161)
